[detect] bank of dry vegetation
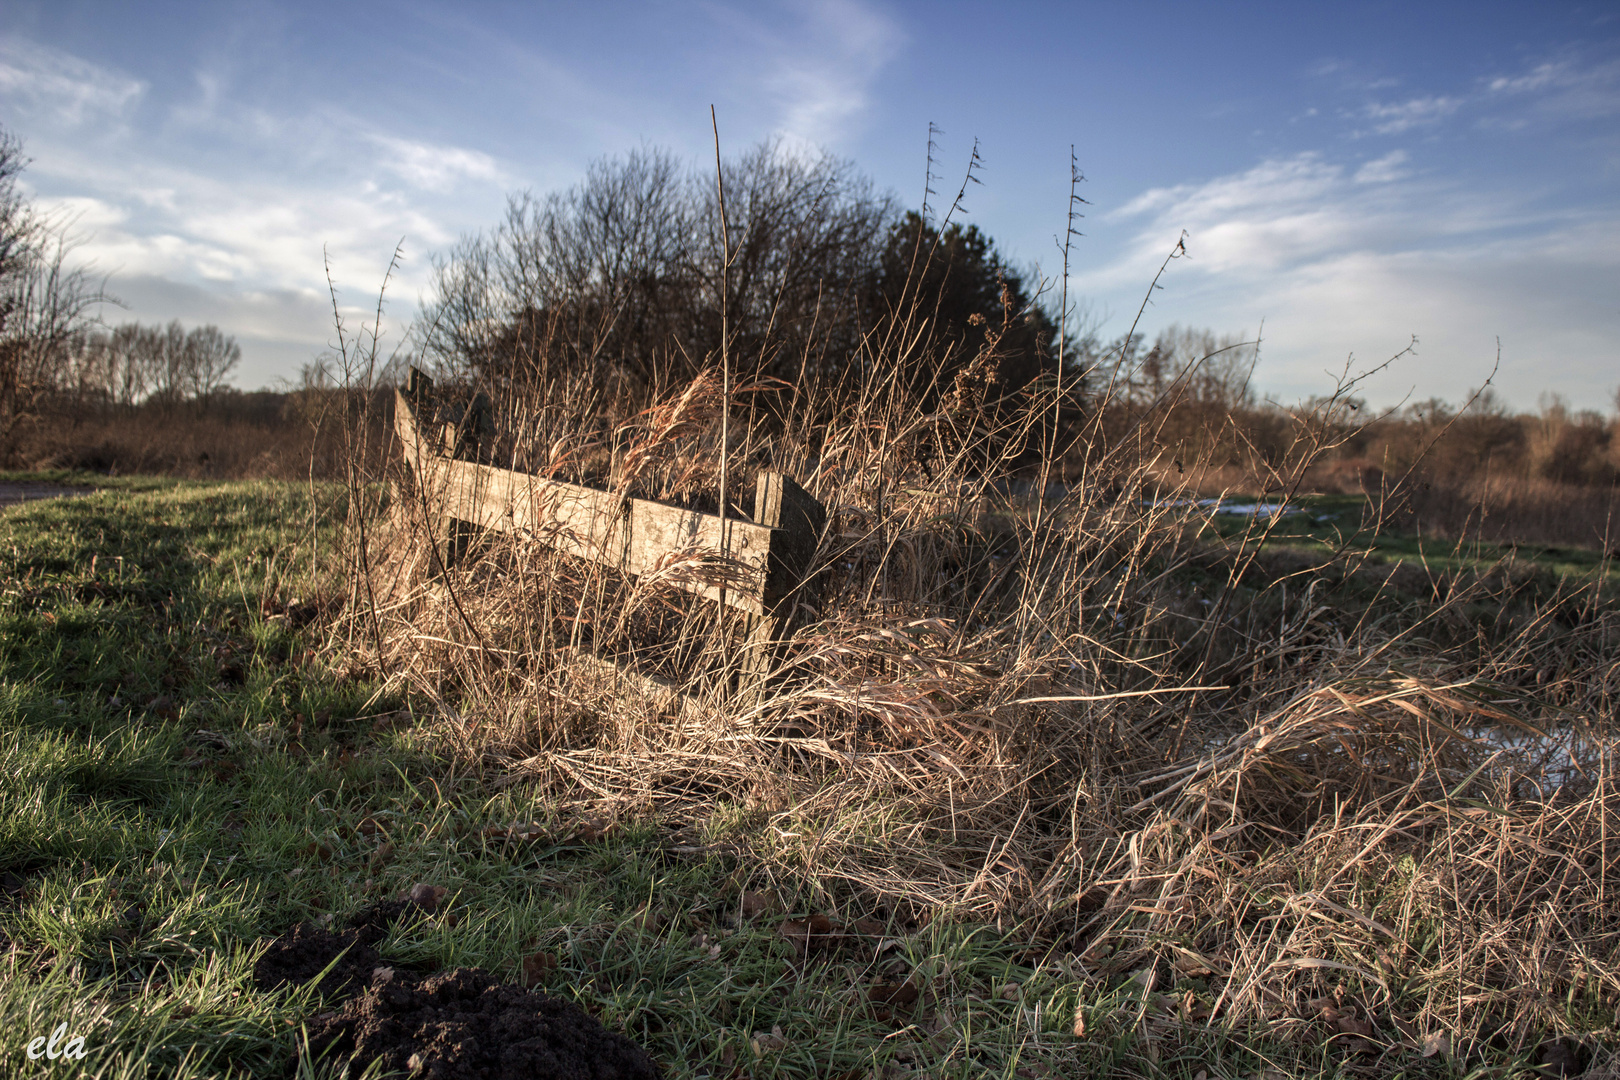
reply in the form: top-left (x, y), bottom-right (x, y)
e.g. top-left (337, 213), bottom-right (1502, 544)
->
top-left (295, 142), bottom-right (1620, 1077)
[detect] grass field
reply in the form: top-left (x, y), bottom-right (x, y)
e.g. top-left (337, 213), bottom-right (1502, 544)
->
top-left (2, 476), bottom-right (1617, 1079)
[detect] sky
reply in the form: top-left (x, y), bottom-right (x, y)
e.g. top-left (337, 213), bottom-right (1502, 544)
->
top-left (0, 0), bottom-right (1616, 410)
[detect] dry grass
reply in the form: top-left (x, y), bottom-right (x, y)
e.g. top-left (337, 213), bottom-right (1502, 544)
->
top-left (311, 266), bottom-right (1620, 1070)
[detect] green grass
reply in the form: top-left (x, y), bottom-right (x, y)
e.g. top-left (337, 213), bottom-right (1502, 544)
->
top-left (0, 480), bottom-right (1546, 1078)
top-left (1200, 492), bottom-right (1620, 583)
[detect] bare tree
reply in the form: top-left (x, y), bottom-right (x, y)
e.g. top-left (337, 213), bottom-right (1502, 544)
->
top-left (182, 323), bottom-right (241, 403)
top-left (421, 140), bottom-right (896, 397)
top-left (0, 126), bottom-right (112, 452)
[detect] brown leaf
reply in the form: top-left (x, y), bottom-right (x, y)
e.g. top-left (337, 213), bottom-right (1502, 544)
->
top-left (1334, 1012), bottom-right (1375, 1039)
top-left (630, 903), bottom-right (664, 934)
top-left (867, 980), bottom-right (919, 1008)
top-left (407, 882), bottom-right (448, 911)
top-left (356, 816), bottom-right (381, 837)
top-left (852, 917), bottom-right (887, 937)
top-left (739, 890), bottom-right (781, 920)
top-left (1072, 1003), bottom-right (1086, 1038)
top-left (303, 840), bottom-right (333, 863)
top-left (1420, 1031), bottom-right (1450, 1059)
top-left (369, 710), bottom-right (408, 734)
top-left (522, 951), bottom-right (558, 987)
top-left (573, 816), bottom-right (612, 844)
top-left (750, 1025), bottom-right (788, 1054)
top-left (780, 913), bottom-right (845, 957)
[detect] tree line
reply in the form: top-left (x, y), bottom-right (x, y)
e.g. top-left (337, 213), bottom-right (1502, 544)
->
top-left (0, 125), bottom-right (242, 454)
top-left (59, 320), bottom-right (241, 411)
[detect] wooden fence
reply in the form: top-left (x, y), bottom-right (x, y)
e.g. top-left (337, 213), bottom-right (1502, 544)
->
top-left (393, 368), bottom-right (826, 695)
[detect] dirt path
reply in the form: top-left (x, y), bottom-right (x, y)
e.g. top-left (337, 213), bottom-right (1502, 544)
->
top-left (0, 482), bottom-right (95, 510)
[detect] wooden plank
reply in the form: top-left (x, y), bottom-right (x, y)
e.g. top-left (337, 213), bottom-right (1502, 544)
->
top-left (756, 472), bottom-right (826, 609)
top-left (627, 498), bottom-right (770, 615)
top-left (394, 388), bottom-right (432, 476)
top-left (394, 369), bottom-right (803, 617)
top-left (419, 452), bottom-right (774, 613)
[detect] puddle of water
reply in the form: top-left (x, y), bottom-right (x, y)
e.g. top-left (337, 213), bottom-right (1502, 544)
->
top-left (1146, 497), bottom-right (1302, 519)
top-left (0, 483), bottom-right (94, 510)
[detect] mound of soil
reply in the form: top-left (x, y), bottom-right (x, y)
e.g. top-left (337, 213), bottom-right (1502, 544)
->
top-left (254, 896), bottom-right (659, 1079)
top-left (307, 966), bottom-right (660, 1080)
top-left (253, 899), bottom-right (418, 999)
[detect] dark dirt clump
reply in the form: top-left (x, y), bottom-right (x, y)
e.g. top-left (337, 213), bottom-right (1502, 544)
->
top-left (252, 898), bottom-right (426, 999)
top-left (255, 894), bottom-right (659, 1078)
top-left (305, 966), bottom-right (660, 1080)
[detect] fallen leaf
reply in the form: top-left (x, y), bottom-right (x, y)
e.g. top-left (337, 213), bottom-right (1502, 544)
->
top-left (740, 890), bottom-right (781, 920)
top-left (522, 952), bottom-right (558, 987)
top-left (780, 913), bottom-right (845, 957)
top-left (1334, 1011), bottom-right (1375, 1039)
top-left (356, 816), bottom-right (381, 837)
top-left (630, 903), bottom-right (664, 934)
top-left (407, 882), bottom-right (448, 911)
top-left (867, 981), bottom-right (919, 1008)
top-left (1000, 982), bottom-right (1022, 1001)
top-left (1420, 1031), bottom-right (1450, 1059)
top-left (751, 1025), bottom-right (788, 1054)
top-left (303, 840), bottom-right (333, 863)
top-left (371, 966), bottom-right (395, 985)
top-left (1072, 1003), bottom-right (1086, 1038)
top-left (573, 816), bottom-right (612, 844)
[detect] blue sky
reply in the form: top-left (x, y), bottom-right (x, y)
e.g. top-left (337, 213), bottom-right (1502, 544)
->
top-left (1, 1), bottom-right (1616, 409)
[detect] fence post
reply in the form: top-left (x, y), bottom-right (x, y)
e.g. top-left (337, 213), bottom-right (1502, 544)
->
top-left (742, 471), bottom-right (827, 685)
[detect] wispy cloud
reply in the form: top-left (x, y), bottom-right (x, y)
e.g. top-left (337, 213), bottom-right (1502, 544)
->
top-left (717, 0), bottom-right (904, 147)
top-left (1483, 54), bottom-right (1620, 124)
top-left (1083, 148), bottom-right (1620, 406)
top-left (0, 36), bottom-right (144, 127)
top-left (1354, 149), bottom-right (1409, 184)
top-left (1361, 94), bottom-right (1462, 134)
top-left (367, 134), bottom-right (507, 192)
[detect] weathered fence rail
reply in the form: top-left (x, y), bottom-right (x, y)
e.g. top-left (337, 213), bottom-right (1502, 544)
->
top-left (393, 369), bottom-right (825, 693)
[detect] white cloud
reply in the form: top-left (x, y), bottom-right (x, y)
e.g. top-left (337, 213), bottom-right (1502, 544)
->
top-left (1080, 151), bottom-right (1620, 408)
top-left (717, 0), bottom-right (905, 148)
top-left (1354, 149), bottom-right (1409, 184)
top-left (0, 36), bottom-right (144, 127)
top-left (368, 134), bottom-right (507, 192)
top-left (1483, 54), bottom-right (1620, 123)
top-left (1362, 94), bottom-right (1462, 134)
